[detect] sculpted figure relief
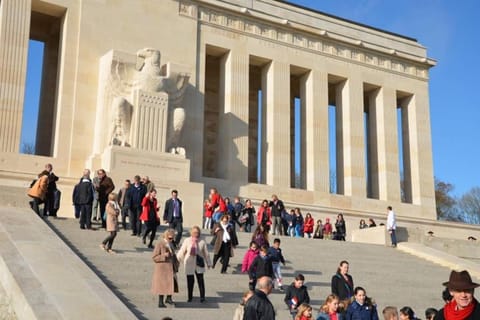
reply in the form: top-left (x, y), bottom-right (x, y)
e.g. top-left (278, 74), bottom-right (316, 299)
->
top-left (107, 48), bottom-right (189, 154)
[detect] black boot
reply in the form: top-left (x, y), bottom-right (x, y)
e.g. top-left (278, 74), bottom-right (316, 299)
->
top-left (165, 295), bottom-right (174, 305)
top-left (158, 295), bottom-right (166, 308)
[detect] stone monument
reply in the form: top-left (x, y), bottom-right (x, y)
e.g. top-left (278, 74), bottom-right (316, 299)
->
top-left (87, 48), bottom-right (192, 176)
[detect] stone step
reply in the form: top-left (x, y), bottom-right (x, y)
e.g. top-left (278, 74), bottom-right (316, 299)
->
top-left (43, 217), bottom-right (469, 320)
top-left (397, 242), bottom-right (480, 280)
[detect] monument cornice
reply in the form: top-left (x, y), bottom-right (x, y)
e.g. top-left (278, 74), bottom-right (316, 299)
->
top-left (178, 0), bottom-right (436, 81)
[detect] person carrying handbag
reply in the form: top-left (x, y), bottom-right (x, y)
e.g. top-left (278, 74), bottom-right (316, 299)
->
top-left (176, 226), bottom-right (212, 303)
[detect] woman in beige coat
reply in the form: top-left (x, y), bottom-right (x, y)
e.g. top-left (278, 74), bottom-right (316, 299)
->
top-left (100, 193), bottom-right (119, 253)
top-left (152, 228), bottom-right (177, 308)
top-left (27, 170), bottom-right (49, 216)
top-left (177, 226), bottom-right (212, 303)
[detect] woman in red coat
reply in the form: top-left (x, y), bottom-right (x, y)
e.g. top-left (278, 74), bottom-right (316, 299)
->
top-left (303, 213), bottom-right (315, 238)
top-left (256, 200), bottom-right (272, 228)
top-left (140, 189), bottom-right (160, 248)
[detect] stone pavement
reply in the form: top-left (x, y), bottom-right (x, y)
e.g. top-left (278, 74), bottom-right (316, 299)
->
top-left (41, 214), bottom-right (470, 320)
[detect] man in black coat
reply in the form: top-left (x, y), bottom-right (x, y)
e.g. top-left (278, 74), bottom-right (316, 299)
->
top-left (126, 175), bottom-right (147, 236)
top-left (434, 270), bottom-right (480, 320)
top-left (73, 169), bottom-right (94, 230)
top-left (269, 194), bottom-right (285, 236)
top-left (163, 189), bottom-right (183, 246)
top-left (243, 276), bottom-right (275, 320)
top-left (44, 163), bottom-right (59, 217)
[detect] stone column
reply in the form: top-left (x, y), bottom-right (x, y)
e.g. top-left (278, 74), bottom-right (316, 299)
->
top-left (368, 87), bottom-right (401, 201)
top-left (305, 70), bottom-right (329, 192)
top-left (0, 0), bottom-right (31, 153)
top-left (218, 50), bottom-right (249, 182)
top-left (336, 76), bottom-right (366, 197)
top-left (264, 61), bottom-right (290, 188)
top-left (401, 89), bottom-right (435, 215)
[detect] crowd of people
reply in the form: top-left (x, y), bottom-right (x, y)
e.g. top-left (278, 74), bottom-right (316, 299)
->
top-left (26, 167), bottom-right (477, 320)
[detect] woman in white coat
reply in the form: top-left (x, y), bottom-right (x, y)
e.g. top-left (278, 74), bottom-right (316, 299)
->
top-left (177, 225), bottom-right (212, 302)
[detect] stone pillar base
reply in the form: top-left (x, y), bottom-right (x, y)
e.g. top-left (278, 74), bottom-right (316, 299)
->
top-left (87, 146), bottom-right (203, 226)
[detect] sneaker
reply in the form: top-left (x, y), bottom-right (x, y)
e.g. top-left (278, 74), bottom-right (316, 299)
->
top-left (99, 244), bottom-right (106, 251)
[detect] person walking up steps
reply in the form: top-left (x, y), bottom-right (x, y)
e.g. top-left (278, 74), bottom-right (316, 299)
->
top-left (268, 238), bottom-right (286, 291)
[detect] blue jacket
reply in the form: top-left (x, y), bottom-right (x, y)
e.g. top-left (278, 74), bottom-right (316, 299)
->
top-left (126, 184), bottom-right (147, 209)
top-left (345, 301), bottom-right (379, 320)
top-left (267, 247), bottom-right (285, 264)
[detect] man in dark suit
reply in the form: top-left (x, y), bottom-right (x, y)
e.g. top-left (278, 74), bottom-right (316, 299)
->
top-left (163, 189), bottom-right (183, 246)
top-left (44, 163), bottom-right (59, 217)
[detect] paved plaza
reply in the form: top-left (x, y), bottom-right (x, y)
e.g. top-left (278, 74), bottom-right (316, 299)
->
top-left (44, 215), bottom-right (457, 320)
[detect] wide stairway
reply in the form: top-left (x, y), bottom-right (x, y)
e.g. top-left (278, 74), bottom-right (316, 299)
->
top-left (44, 216), bottom-right (461, 320)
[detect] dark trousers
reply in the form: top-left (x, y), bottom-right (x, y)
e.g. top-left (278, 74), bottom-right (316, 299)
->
top-left (99, 198), bottom-right (107, 228)
top-left (44, 190), bottom-right (56, 216)
top-left (74, 204), bottom-right (81, 219)
top-left (169, 218), bottom-right (183, 246)
top-left (187, 272), bottom-right (205, 300)
top-left (213, 241), bottom-right (231, 273)
top-left (129, 207), bottom-right (142, 235)
top-left (143, 224), bottom-right (157, 246)
top-left (390, 230), bottom-right (397, 246)
top-left (102, 231), bottom-right (117, 250)
top-left (79, 204), bottom-right (92, 229)
top-left (29, 197), bottom-right (43, 216)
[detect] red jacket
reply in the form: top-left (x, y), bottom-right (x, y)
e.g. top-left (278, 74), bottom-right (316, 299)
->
top-left (204, 202), bottom-right (213, 218)
top-left (241, 248), bottom-right (259, 273)
top-left (210, 193), bottom-right (227, 213)
top-left (303, 217), bottom-right (314, 233)
top-left (257, 206), bottom-right (272, 225)
top-left (139, 196), bottom-right (159, 222)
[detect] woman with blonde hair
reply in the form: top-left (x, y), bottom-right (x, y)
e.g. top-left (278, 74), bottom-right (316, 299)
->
top-left (177, 226), bottom-right (211, 303)
top-left (152, 228), bottom-right (178, 308)
top-left (317, 294), bottom-right (344, 320)
top-left (100, 192), bottom-right (120, 253)
top-left (295, 303), bottom-right (313, 320)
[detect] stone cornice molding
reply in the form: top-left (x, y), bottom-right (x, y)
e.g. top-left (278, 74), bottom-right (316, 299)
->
top-left (178, 0), bottom-right (436, 81)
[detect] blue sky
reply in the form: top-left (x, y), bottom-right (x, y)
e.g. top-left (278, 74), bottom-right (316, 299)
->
top-left (22, 1), bottom-right (479, 196)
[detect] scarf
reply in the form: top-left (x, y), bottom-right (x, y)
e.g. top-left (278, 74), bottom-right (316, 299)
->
top-left (221, 223), bottom-right (231, 243)
top-left (109, 200), bottom-right (119, 211)
top-left (190, 236), bottom-right (198, 256)
top-left (444, 299), bottom-right (476, 320)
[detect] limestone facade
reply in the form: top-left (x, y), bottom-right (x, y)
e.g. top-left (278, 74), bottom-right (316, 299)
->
top-left (0, 0), bottom-right (438, 225)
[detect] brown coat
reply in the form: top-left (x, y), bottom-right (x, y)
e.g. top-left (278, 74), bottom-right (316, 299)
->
top-left (105, 201), bottom-right (119, 232)
top-left (212, 222), bottom-right (239, 255)
top-left (151, 239), bottom-right (175, 295)
top-left (27, 175), bottom-right (49, 200)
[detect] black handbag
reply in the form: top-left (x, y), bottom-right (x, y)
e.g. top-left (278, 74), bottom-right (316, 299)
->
top-left (196, 255), bottom-right (205, 268)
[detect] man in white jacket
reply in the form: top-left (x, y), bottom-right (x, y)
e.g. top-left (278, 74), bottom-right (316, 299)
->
top-left (387, 206), bottom-right (397, 247)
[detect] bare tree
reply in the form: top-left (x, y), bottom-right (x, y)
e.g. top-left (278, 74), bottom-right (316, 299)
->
top-left (435, 178), bottom-right (462, 222)
top-left (458, 187), bottom-right (480, 224)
